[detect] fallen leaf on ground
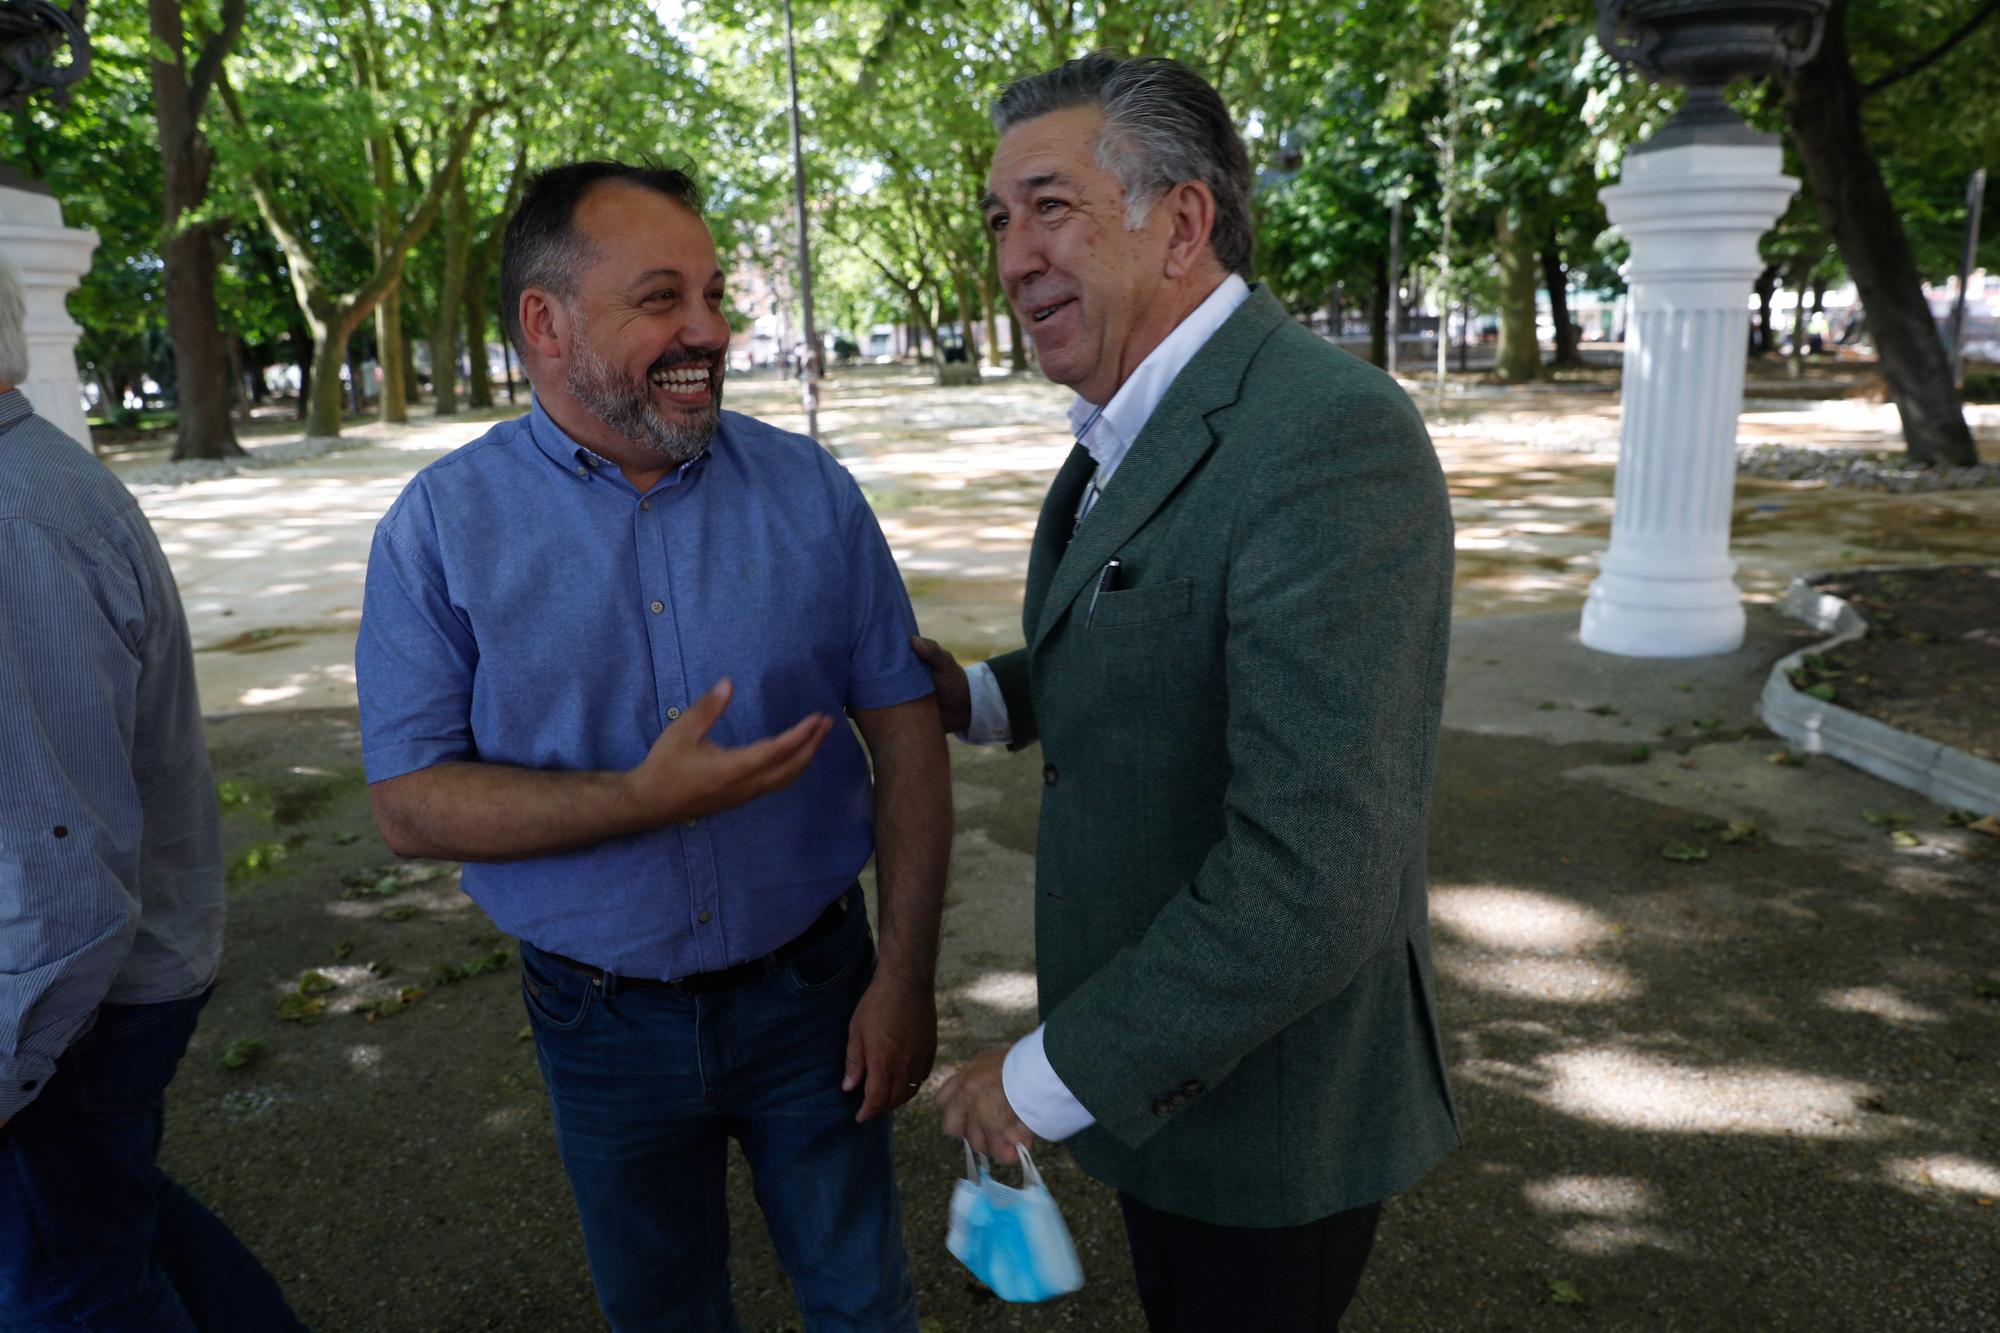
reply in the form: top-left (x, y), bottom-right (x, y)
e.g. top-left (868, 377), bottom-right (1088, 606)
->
top-left (275, 991), bottom-right (325, 1023)
top-left (1768, 750), bottom-right (1807, 767)
top-left (1805, 683), bottom-right (1837, 702)
top-left (1661, 843), bottom-right (1708, 863)
top-left (1548, 1278), bottom-right (1586, 1305)
top-left (1720, 820), bottom-right (1759, 846)
top-left (297, 970), bottom-right (337, 995)
top-left (382, 904), bottom-right (420, 922)
top-left (1968, 814), bottom-right (2000, 839)
top-left (331, 939), bottom-right (355, 961)
top-left (220, 1038), bottom-right (266, 1071)
top-left (1889, 830), bottom-right (1921, 848)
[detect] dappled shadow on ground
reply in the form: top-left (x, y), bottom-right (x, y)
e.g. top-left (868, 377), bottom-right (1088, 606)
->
top-left (1365, 728), bottom-right (2000, 1329)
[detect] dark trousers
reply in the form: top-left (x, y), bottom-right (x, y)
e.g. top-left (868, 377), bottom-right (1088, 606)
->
top-left (0, 988), bottom-right (302, 1332)
top-left (1118, 1191), bottom-right (1382, 1332)
top-left (521, 888), bottom-right (916, 1333)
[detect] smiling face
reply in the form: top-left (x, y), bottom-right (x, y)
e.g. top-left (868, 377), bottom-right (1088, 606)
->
top-left (550, 182), bottom-right (730, 464)
top-left (984, 105), bottom-right (1180, 407)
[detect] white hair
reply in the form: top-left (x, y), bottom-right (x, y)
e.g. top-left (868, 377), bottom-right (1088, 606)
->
top-left (0, 260), bottom-right (27, 386)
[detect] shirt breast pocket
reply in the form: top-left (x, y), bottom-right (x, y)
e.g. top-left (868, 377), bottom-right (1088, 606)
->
top-left (1088, 576), bottom-right (1192, 630)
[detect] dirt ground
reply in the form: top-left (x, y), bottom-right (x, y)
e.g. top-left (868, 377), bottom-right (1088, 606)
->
top-left (1793, 564), bottom-right (2000, 765)
top-left (167, 614), bottom-right (2000, 1331)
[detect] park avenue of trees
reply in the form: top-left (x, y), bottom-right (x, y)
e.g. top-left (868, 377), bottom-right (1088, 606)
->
top-left (7, 1), bottom-right (1993, 465)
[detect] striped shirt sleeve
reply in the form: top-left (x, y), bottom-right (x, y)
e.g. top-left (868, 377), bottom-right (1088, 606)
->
top-left (0, 518), bottom-right (147, 1119)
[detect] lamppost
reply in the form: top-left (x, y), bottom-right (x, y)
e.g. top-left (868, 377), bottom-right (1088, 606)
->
top-left (1579, 0), bottom-right (1828, 658)
top-left (782, 0), bottom-right (820, 444)
top-left (0, 1), bottom-right (98, 448)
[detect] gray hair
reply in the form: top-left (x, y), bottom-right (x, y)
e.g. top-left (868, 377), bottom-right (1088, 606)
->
top-left (0, 259), bottom-right (28, 386)
top-left (993, 52), bottom-right (1254, 278)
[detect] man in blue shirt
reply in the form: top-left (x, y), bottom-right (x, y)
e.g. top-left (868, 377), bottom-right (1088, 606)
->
top-left (356, 161), bottom-right (948, 1331)
top-left (0, 262), bottom-right (301, 1329)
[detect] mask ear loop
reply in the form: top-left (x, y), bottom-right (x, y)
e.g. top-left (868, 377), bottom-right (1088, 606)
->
top-left (964, 1141), bottom-right (989, 1181)
top-left (1018, 1144), bottom-right (1044, 1190)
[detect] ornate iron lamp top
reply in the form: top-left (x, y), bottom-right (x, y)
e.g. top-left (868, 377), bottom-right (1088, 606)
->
top-left (1596, 0), bottom-right (1829, 151)
top-left (0, 0), bottom-right (89, 115)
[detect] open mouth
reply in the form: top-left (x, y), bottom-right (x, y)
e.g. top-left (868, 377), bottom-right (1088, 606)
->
top-left (1027, 297), bottom-right (1075, 325)
top-left (648, 360), bottom-right (715, 403)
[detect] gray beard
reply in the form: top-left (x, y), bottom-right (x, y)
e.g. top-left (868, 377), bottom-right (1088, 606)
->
top-left (565, 317), bottom-right (720, 465)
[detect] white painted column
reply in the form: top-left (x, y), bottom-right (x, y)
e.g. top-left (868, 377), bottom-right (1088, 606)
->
top-left (1580, 140), bottom-right (1797, 658)
top-left (0, 185), bottom-right (100, 449)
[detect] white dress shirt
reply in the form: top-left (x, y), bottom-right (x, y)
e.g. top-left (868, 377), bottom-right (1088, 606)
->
top-left (961, 273), bottom-right (1250, 1141)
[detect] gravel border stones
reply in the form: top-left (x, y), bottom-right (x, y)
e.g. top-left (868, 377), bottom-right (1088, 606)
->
top-left (124, 434), bottom-right (377, 490)
top-left (1760, 574), bottom-right (2000, 812)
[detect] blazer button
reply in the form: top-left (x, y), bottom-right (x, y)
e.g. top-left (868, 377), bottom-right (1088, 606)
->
top-left (1182, 1079), bottom-right (1203, 1095)
top-left (1043, 763), bottom-right (1059, 786)
top-left (1151, 1098), bottom-right (1171, 1116)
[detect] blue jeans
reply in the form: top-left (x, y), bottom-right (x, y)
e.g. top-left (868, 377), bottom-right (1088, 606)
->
top-left (522, 887), bottom-right (918, 1333)
top-left (0, 988), bottom-right (303, 1331)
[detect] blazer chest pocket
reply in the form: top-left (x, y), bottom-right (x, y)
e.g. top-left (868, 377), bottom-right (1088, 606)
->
top-left (1089, 576), bottom-right (1192, 630)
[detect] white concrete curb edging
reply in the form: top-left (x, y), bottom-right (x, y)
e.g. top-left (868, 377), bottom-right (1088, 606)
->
top-left (1759, 576), bottom-right (2000, 813)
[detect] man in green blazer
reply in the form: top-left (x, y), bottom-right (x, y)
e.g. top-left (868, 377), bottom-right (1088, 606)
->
top-left (923, 54), bottom-right (1460, 1328)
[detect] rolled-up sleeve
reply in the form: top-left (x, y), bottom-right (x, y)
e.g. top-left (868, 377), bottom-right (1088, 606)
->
top-left (355, 493), bottom-right (480, 783)
top-left (0, 522), bottom-right (145, 1119)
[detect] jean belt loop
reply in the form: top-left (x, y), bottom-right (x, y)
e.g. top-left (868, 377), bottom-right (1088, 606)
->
top-left (596, 968), bottom-right (617, 999)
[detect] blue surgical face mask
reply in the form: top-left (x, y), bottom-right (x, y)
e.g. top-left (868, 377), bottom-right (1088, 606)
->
top-left (945, 1144), bottom-right (1085, 1303)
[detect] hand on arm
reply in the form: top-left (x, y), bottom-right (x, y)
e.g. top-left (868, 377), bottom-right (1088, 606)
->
top-left (369, 678), bottom-right (832, 862)
top-left (908, 636), bottom-right (970, 733)
top-left (843, 694), bottom-right (951, 1121)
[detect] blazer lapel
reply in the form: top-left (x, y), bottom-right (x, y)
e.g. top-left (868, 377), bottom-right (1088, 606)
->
top-left (1029, 286), bottom-right (1290, 653)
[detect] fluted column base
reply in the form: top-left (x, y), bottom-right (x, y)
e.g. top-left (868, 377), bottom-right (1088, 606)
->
top-left (1580, 139), bottom-right (1796, 659)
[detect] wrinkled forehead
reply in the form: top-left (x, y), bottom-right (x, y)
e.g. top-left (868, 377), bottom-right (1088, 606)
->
top-left (984, 105), bottom-right (1108, 206)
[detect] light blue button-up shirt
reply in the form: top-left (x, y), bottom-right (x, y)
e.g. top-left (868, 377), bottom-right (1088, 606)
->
top-left (355, 400), bottom-right (932, 981)
top-left (0, 390), bottom-right (225, 1119)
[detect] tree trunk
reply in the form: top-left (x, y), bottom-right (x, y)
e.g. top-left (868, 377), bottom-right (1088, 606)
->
top-left (1494, 207), bottom-right (1541, 383)
top-left (226, 333), bottom-right (249, 423)
top-left (1007, 305), bottom-right (1027, 372)
top-left (376, 288), bottom-right (407, 422)
top-left (304, 320), bottom-right (348, 434)
top-left (291, 324), bottom-right (314, 419)
top-left (1754, 264), bottom-right (1779, 356)
top-left (1783, 0), bottom-right (1976, 465)
top-left (464, 275), bottom-right (493, 409)
top-left (1541, 240), bottom-right (1582, 367)
top-left (1368, 254), bottom-right (1388, 367)
top-left (431, 175), bottom-right (471, 415)
top-left (149, 0), bottom-right (245, 461)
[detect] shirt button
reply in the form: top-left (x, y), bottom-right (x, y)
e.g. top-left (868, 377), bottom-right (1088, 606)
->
top-left (1043, 763), bottom-right (1058, 786)
top-left (685, 819), bottom-right (698, 829)
top-left (575, 465), bottom-right (587, 477)
top-left (640, 500), bottom-right (651, 511)
top-left (650, 600), bottom-right (665, 614)
top-left (667, 706), bottom-right (681, 719)
top-left (697, 910), bottom-right (712, 924)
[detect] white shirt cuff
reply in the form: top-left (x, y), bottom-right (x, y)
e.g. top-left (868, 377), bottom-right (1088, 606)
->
top-left (958, 661), bottom-right (1014, 746)
top-left (1001, 1024), bottom-right (1097, 1142)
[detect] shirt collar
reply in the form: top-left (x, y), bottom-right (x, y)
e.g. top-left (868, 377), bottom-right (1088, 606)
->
top-left (1066, 273), bottom-right (1250, 485)
top-left (527, 393), bottom-right (710, 489)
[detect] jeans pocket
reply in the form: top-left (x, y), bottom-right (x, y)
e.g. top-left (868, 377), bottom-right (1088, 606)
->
top-left (781, 907), bottom-right (872, 994)
top-left (67, 993), bottom-right (206, 1116)
top-left (519, 946), bottom-right (598, 1033)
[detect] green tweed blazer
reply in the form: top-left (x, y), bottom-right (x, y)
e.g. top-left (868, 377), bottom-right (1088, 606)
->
top-left (986, 286), bottom-right (1460, 1227)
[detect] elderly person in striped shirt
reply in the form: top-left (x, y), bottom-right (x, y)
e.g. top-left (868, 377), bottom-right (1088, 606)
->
top-left (0, 261), bottom-right (301, 1330)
